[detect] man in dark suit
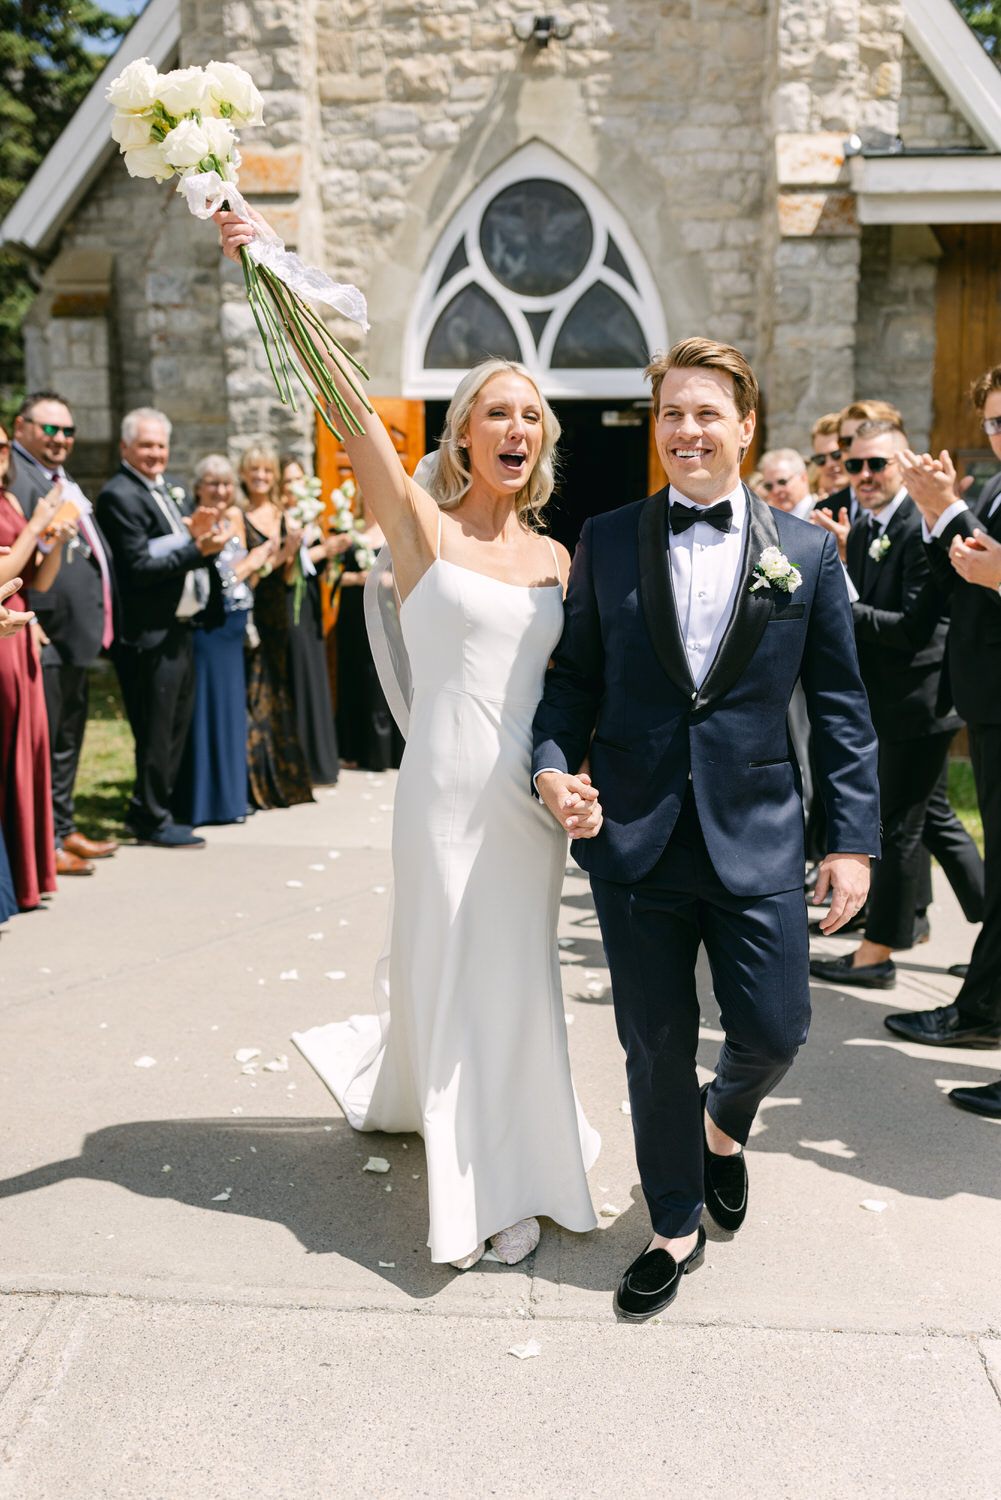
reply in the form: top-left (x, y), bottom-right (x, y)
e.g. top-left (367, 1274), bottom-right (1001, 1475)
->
top-left (882, 364), bottom-right (1001, 1111)
top-left (809, 420), bottom-right (981, 990)
top-left (533, 338), bottom-right (880, 1320)
top-left (97, 407), bottom-right (229, 849)
top-left (812, 399), bottom-right (905, 530)
top-left (8, 391), bottom-right (118, 877)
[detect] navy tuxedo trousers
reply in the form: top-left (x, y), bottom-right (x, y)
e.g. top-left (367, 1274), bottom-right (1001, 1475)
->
top-left (591, 786), bottom-right (811, 1239)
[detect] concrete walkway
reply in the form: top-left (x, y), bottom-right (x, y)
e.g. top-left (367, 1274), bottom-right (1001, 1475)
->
top-left (0, 770), bottom-right (998, 1497)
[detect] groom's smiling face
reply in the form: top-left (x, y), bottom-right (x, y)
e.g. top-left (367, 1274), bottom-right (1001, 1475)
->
top-left (655, 368), bottom-right (755, 504)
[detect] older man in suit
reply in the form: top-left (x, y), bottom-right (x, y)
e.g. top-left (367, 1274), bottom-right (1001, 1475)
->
top-left (533, 338), bottom-right (879, 1320)
top-left (882, 365), bottom-right (1001, 1112)
top-left (809, 420), bottom-right (982, 990)
top-left (97, 408), bottom-right (229, 849)
top-left (8, 391), bottom-right (117, 876)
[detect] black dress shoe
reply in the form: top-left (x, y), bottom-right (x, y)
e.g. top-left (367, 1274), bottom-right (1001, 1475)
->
top-left (910, 913), bottom-right (931, 946)
top-left (948, 1079), bottom-right (1001, 1119)
top-left (809, 951), bottom-right (896, 989)
top-left (701, 1083), bottom-right (748, 1231)
top-left (948, 963), bottom-right (970, 979)
top-left (883, 1003), bottom-right (1001, 1049)
top-left (614, 1225), bottom-right (706, 1322)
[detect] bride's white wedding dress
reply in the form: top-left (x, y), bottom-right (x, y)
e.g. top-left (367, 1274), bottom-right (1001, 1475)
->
top-left (293, 517), bottom-right (599, 1262)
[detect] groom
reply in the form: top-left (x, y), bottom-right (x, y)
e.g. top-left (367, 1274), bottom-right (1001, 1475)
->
top-left (533, 338), bottom-right (880, 1320)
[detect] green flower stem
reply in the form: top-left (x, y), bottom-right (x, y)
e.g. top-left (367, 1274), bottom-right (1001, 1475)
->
top-left (259, 276), bottom-right (364, 439)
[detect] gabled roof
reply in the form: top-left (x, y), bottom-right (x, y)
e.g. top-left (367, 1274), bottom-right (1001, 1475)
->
top-left (0, 0), bottom-right (179, 256)
top-left (902, 0), bottom-right (1001, 152)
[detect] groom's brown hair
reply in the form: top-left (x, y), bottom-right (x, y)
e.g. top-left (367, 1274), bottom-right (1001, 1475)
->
top-left (645, 338), bottom-right (759, 422)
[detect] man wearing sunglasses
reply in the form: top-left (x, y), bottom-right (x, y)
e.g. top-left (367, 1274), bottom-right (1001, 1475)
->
top-left (758, 449), bottom-right (814, 518)
top-left (8, 392), bottom-right (118, 877)
top-left (809, 414), bottom-right (846, 500)
top-left (812, 399), bottom-right (905, 530)
top-left (880, 365), bottom-right (1001, 1103)
top-left (810, 420), bottom-right (981, 994)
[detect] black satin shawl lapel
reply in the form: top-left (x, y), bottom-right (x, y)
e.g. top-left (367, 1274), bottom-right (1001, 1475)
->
top-left (694, 489), bottom-right (779, 713)
top-left (637, 487), bottom-right (697, 700)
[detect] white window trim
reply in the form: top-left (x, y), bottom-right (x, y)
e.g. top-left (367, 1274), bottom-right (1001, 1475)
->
top-left (403, 141), bottom-right (667, 400)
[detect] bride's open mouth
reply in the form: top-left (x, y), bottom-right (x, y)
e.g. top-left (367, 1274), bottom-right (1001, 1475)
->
top-left (499, 452), bottom-right (526, 472)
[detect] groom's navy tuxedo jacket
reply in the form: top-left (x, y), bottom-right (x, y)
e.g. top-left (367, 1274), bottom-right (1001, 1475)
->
top-left (532, 486), bottom-right (880, 897)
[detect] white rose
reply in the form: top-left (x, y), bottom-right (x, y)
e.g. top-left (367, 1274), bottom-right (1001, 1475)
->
top-left (758, 546), bottom-right (783, 570)
top-left (123, 143), bottom-right (174, 182)
top-left (770, 554), bottom-right (792, 577)
top-left (201, 115), bottom-right (237, 161)
top-left (106, 57), bottom-right (159, 113)
top-left (787, 571), bottom-right (802, 593)
top-left (111, 112), bottom-right (154, 151)
top-left (161, 117), bottom-right (211, 168)
top-left (155, 66), bottom-right (211, 120)
top-left (205, 61), bottom-right (265, 125)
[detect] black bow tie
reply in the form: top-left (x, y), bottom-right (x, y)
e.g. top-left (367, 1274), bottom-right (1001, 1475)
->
top-left (669, 499), bottom-right (733, 535)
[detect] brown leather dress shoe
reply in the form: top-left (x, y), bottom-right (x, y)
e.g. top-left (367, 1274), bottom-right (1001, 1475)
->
top-left (55, 847), bottom-right (95, 876)
top-left (62, 831), bottom-right (119, 860)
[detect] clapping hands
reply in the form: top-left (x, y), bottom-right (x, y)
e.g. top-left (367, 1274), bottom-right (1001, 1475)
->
top-left (898, 448), bottom-right (973, 523)
top-left (949, 528), bottom-right (1001, 591)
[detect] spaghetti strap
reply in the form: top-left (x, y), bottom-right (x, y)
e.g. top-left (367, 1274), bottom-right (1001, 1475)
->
top-left (545, 534), bottom-right (560, 579)
top-left (436, 507), bottom-right (443, 560)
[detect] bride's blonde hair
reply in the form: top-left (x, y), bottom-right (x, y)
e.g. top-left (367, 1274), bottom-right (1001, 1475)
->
top-left (421, 359), bottom-right (560, 530)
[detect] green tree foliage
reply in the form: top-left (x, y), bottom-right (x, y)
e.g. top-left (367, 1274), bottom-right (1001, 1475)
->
top-left (954, 0), bottom-right (1001, 58)
top-left (0, 2), bottom-right (133, 421)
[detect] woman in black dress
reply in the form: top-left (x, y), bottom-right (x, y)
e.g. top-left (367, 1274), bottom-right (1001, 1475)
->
top-left (279, 455), bottom-right (347, 787)
top-left (334, 492), bottom-right (404, 771)
top-left (239, 445), bottom-right (313, 810)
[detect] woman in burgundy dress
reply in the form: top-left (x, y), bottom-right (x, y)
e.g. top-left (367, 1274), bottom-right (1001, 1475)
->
top-left (0, 427), bottom-right (77, 909)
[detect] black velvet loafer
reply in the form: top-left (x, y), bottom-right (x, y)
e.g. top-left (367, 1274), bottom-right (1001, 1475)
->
top-left (948, 1079), bottom-right (1001, 1119)
top-left (809, 951), bottom-right (896, 989)
top-left (613, 1225), bottom-right (706, 1322)
top-left (883, 1003), bottom-right (1001, 1049)
top-left (701, 1082), bottom-right (748, 1231)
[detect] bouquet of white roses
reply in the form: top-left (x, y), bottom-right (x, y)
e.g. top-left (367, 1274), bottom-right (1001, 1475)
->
top-left (107, 58), bottom-right (371, 442)
top-left (285, 475), bottom-right (325, 532)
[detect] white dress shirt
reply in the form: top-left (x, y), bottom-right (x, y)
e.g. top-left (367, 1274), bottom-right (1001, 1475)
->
top-left (667, 481), bottom-right (746, 689)
top-left (923, 489), bottom-right (1001, 543)
top-left (123, 461), bottom-right (204, 617)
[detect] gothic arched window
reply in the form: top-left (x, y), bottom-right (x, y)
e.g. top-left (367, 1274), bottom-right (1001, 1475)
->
top-left (404, 143), bottom-right (666, 399)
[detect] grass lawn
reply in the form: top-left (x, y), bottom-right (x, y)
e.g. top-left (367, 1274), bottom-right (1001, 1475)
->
top-left (75, 662), bottom-right (134, 841)
top-left (948, 757), bottom-right (983, 854)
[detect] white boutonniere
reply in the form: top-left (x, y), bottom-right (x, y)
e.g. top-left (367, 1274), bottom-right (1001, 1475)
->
top-left (868, 533), bottom-right (891, 562)
top-left (750, 545), bottom-right (802, 594)
top-left (168, 485), bottom-right (186, 506)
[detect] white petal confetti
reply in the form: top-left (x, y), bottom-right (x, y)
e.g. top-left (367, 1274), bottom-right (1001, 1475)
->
top-left (372, 886), bottom-right (387, 894)
top-left (378, 804), bottom-right (393, 811)
top-left (235, 1049), bottom-right (261, 1063)
top-left (263, 1055), bottom-right (290, 1073)
top-left (379, 1261), bottom-right (396, 1268)
top-left (620, 1099), bottom-right (632, 1115)
top-left (162, 1165), bottom-right (172, 1173)
top-left (564, 1013), bottom-right (575, 1025)
top-left (285, 880), bottom-right (303, 888)
top-left (385, 1184), bottom-right (392, 1192)
top-left (327, 850), bottom-right (341, 860)
top-left (280, 969), bottom-right (299, 981)
top-left (508, 1340), bottom-right (541, 1360)
top-left (599, 1203), bottom-right (620, 1217)
top-left (307, 932), bottom-right (323, 941)
top-left (235, 911), bottom-right (247, 918)
top-left (308, 864), bottom-right (325, 871)
top-left (557, 938), bottom-right (575, 948)
top-left (363, 1157), bottom-right (390, 1173)
top-left (231, 1107), bottom-right (244, 1115)
top-left (325, 970), bottom-right (346, 981)
top-left (586, 981), bottom-right (604, 995)
top-left (240, 1064), bottom-right (258, 1075)
top-left (860, 1199), bottom-right (887, 1212)
top-left (134, 1056), bottom-right (157, 1068)
top-left (212, 1189), bottom-right (232, 1202)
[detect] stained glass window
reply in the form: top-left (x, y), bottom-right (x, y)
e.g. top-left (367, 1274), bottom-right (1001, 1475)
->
top-left (479, 179), bottom-right (593, 296)
top-left (424, 284), bottom-right (521, 368)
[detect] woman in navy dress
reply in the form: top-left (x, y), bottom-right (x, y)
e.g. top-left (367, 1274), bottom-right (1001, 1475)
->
top-left (172, 455), bottom-right (276, 826)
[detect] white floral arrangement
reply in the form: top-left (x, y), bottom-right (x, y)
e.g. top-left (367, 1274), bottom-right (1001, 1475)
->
top-left (107, 58), bottom-right (372, 441)
top-left (329, 478), bottom-right (358, 535)
top-left (750, 545), bottom-right (802, 594)
top-left (868, 533), bottom-right (891, 562)
top-left (286, 475), bottom-right (325, 532)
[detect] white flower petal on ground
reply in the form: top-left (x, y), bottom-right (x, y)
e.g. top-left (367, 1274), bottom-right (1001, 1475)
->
top-left (263, 1056), bottom-right (289, 1073)
top-left (860, 1199), bottom-right (888, 1212)
top-left (586, 981), bottom-right (604, 995)
top-left (599, 1203), bottom-right (620, 1217)
top-left (620, 1099), bottom-right (632, 1115)
top-left (240, 1064), bottom-right (258, 1075)
top-left (105, 57), bottom-right (159, 113)
top-left (234, 1049), bottom-right (261, 1063)
top-left (325, 970), bottom-right (346, 981)
top-left (378, 1261), bottom-right (396, 1268)
top-left (211, 1189), bottom-right (232, 1202)
top-left (564, 1013), bottom-right (575, 1025)
top-left (307, 933), bottom-right (323, 941)
top-left (557, 938), bottom-right (575, 948)
top-left (162, 1165), bottom-right (172, 1173)
top-left (508, 1340), bottom-right (541, 1360)
top-left (280, 969), bottom-right (299, 981)
top-left (363, 1157), bottom-right (390, 1173)
top-left (286, 880), bottom-right (303, 888)
top-left (231, 1107), bottom-right (244, 1115)
top-left (308, 864), bottom-right (325, 871)
top-left (327, 851), bottom-right (341, 859)
top-left (134, 1056), bottom-right (157, 1068)
top-left (372, 886), bottom-right (387, 895)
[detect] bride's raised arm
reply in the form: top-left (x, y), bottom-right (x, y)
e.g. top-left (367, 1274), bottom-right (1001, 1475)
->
top-left (215, 204), bottom-right (437, 600)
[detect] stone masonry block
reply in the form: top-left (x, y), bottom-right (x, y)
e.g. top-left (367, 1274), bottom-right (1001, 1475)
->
top-left (387, 57), bottom-right (450, 100)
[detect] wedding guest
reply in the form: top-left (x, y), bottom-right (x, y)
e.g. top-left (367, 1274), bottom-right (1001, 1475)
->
top-left (334, 490), bottom-right (404, 772)
top-left (278, 454), bottom-right (344, 787)
top-left (809, 414), bottom-right (847, 499)
top-left (758, 449), bottom-right (813, 517)
top-left (809, 421), bottom-right (976, 990)
top-left (172, 455), bottom-right (276, 827)
top-left (9, 391), bottom-right (117, 876)
top-left (239, 446), bottom-right (312, 810)
top-left (0, 425), bottom-right (78, 908)
top-left (881, 364), bottom-right (1001, 1095)
top-left (97, 408), bottom-right (230, 849)
top-left (814, 399), bottom-right (905, 528)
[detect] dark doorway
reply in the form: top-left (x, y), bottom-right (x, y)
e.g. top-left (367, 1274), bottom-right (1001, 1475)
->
top-left (424, 397), bottom-right (650, 553)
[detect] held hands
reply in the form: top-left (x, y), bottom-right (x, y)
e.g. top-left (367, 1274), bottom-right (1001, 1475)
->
top-left (536, 771), bottom-right (604, 840)
top-left (0, 577), bottom-right (34, 639)
top-left (812, 852), bottom-right (871, 935)
top-left (898, 448), bottom-right (973, 523)
top-left (809, 505), bottom-right (850, 561)
top-left (948, 528), bottom-right (1001, 590)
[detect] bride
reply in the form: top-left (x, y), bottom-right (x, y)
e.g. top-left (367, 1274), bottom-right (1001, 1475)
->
top-left (218, 210), bottom-right (603, 1269)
